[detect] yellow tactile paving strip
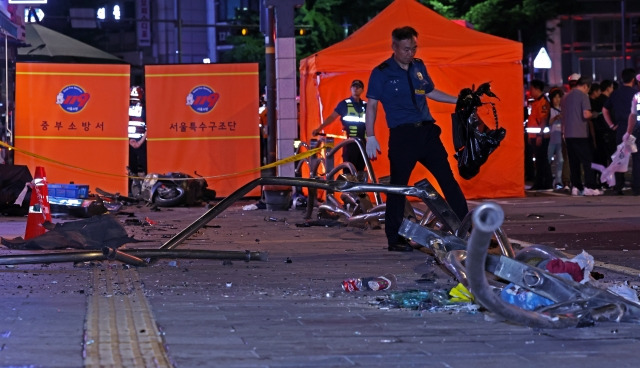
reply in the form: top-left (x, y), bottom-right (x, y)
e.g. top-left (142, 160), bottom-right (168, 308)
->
top-left (84, 266), bottom-right (173, 367)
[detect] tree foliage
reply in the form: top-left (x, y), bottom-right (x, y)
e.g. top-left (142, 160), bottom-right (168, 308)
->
top-left (221, 0), bottom-right (573, 90)
top-left (421, 0), bottom-right (563, 55)
top-left (294, 0), bottom-right (391, 58)
top-left (465, 0), bottom-right (561, 55)
top-left (218, 8), bottom-right (266, 86)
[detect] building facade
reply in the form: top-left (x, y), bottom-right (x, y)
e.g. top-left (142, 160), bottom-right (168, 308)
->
top-left (547, 4), bottom-right (640, 85)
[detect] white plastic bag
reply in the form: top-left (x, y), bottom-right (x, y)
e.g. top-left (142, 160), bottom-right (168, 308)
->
top-left (566, 250), bottom-right (595, 284)
top-left (592, 134), bottom-right (637, 187)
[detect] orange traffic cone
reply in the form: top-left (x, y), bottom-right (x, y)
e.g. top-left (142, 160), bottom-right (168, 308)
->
top-left (24, 166), bottom-right (52, 240)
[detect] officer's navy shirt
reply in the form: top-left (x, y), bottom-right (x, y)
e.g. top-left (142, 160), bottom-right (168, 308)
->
top-left (604, 85), bottom-right (638, 125)
top-left (366, 55), bottom-right (435, 128)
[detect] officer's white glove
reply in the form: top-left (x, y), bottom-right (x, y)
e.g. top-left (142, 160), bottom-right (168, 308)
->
top-left (366, 136), bottom-right (381, 160)
top-left (623, 132), bottom-right (638, 153)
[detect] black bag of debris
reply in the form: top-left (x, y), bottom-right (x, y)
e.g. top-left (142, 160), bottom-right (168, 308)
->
top-left (0, 165), bottom-right (32, 216)
top-left (451, 82), bottom-right (506, 180)
top-left (0, 214), bottom-right (140, 250)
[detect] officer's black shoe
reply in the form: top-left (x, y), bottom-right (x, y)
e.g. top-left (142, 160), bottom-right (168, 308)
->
top-left (387, 239), bottom-right (413, 252)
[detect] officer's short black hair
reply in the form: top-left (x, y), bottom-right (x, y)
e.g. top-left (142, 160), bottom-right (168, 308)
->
top-left (621, 68), bottom-right (637, 84)
top-left (576, 77), bottom-right (592, 88)
top-left (530, 79), bottom-right (545, 92)
top-left (392, 26), bottom-right (418, 42)
top-left (600, 79), bottom-right (614, 91)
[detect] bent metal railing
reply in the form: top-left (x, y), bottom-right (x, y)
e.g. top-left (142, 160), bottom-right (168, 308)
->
top-left (3, 176), bottom-right (639, 327)
top-left (159, 176), bottom-right (462, 250)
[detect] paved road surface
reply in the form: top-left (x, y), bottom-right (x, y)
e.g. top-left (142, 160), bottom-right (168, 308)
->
top-left (0, 191), bottom-right (638, 367)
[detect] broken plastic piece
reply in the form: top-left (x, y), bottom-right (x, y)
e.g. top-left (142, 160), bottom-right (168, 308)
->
top-left (449, 283), bottom-right (474, 302)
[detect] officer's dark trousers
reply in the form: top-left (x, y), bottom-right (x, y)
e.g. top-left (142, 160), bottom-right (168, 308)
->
top-left (385, 123), bottom-right (469, 245)
top-left (565, 137), bottom-right (596, 191)
top-left (527, 135), bottom-right (553, 189)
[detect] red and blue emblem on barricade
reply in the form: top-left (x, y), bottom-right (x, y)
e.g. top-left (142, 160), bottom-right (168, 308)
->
top-left (56, 85), bottom-right (91, 113)
top-left (186, 85), bottom-right (220, 113)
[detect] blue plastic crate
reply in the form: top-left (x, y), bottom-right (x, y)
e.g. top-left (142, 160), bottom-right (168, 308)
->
top-left (48, 183), bottom-right (89, 199)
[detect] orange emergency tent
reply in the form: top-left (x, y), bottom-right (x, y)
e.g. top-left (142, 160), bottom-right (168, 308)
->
top-left (299, 0), bottom-right (524, 199)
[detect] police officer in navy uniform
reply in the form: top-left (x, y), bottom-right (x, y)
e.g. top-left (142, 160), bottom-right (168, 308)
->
top-left (365, 26), bottom-right (468, 252)
top-left (312, 79), bottom-right (367, 173)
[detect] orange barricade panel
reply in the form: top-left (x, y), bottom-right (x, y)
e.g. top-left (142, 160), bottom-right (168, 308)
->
top-left (15, 63), bottom-right (130, 194)
top-left (144, 64), bottom-right (261, 197)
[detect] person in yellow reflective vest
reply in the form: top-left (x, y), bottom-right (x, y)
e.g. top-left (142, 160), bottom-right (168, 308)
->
top-left (312, 79), bottom-right (367, 173)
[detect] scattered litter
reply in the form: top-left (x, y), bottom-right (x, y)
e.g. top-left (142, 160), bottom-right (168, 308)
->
top-left (264, 216), bottom-right (286, 222)
top-left (295, 220), bottom-right (345, 227)
top-left (500, 283), bottom-right (554, 311)
top-left (606, 282), bottom-right (640, 303)
top-left (367, 274), bottom-right (397, 291)
top-left (242, 204), bottom-right (258, 211)
top-left (379, 337), bottom-right (400, 343)
top-left (449, 283), bottom-right (474, 302)
top-left (225, 282), bottom-right (232, 288)
top-left (568, 250), bottom-right (595, 283)
top-left (125, 218), bottom-right (143, 225)
top-left (387, 290), bottom-right (429, 308)
top-left (546, 258), bottom-right (584, 282)
top-left (144, 217), bottom-right (157, 225)
top-left (284, 257), bottom-right (292, 264)
top-left (342, 274), bottom-right (397, 292)
top-left (376, 288), bottom-right (480, 314)
top-left (167, 261), bottom-right (177, 267)
top-left (548, 226), bottom-right (555, 231)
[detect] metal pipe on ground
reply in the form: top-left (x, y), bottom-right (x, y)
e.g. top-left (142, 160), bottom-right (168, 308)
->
top-left (159, 177), bottom-right (443, 250)
top-left (465, 202), bottom-right (579, 328)
top-left (0, 249), bottom-right (267, 266)
top-left (124, 249), bottom-right (268, 262)
top-left (102, 247), bottom-right (148, 267)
